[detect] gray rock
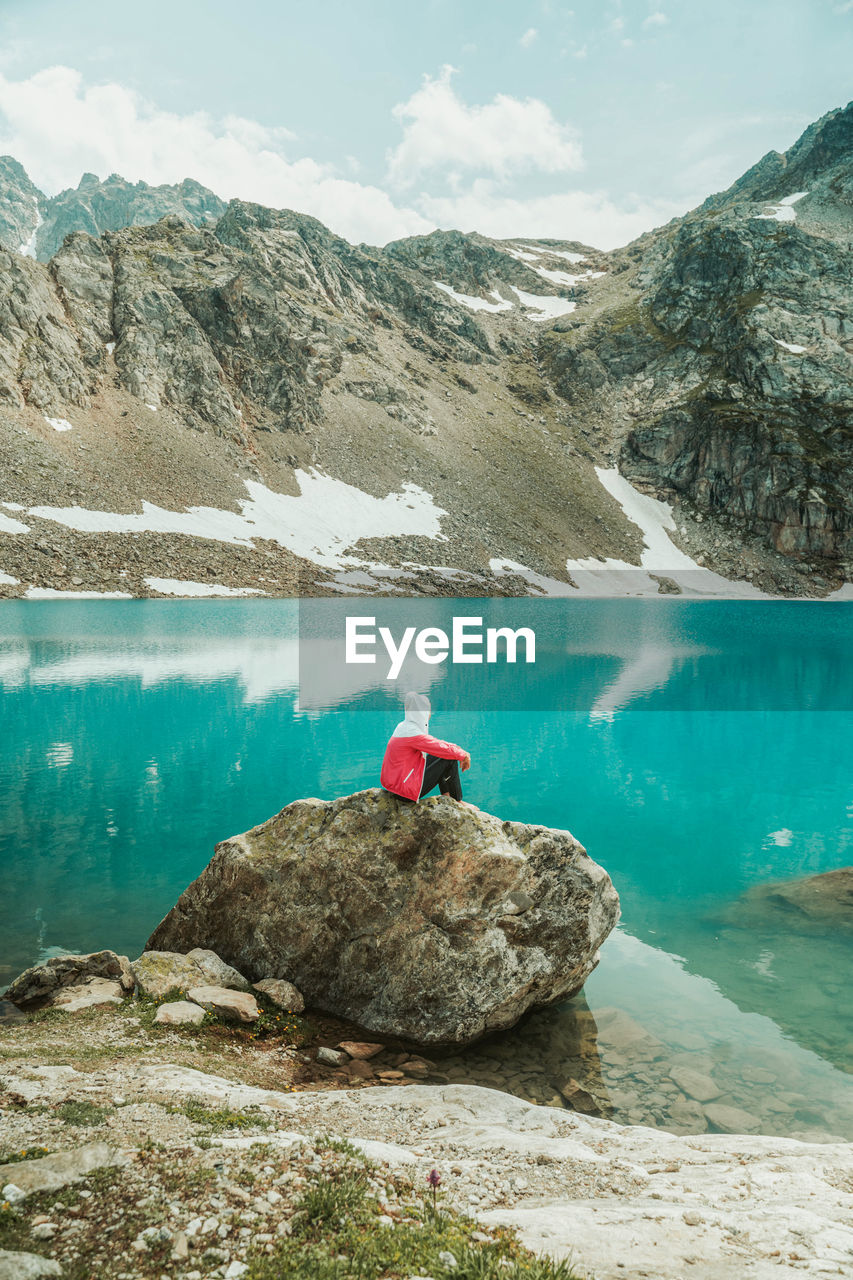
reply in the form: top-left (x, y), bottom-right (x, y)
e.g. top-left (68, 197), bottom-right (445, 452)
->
top-left (0, 1143), bottom-right (128, 1197)
top-left (47, 978), bottom-right (125, 1012)
top-left (0, 161), bottom-right (226, 262)
top-left (316, 1047), bottom-right (347, 1067)
top-left (4, 951), bottom-right (134, 1009)
top-left (29, 1224), bottom-right (57, 1241)
top-left (540, 102), bottom-right (853, 580)
top-left (130, 948), bottom-right (248, 1000)
top-left (704, 1103), bottom-right (762, 1133)
top-left (0, 156), bottom-right (44, 254)
top-left (154, 1000), bottom-right (207, 1026)
top-left (146, 788), bottom-right (620, 1046)
top-left (186, 949), bottom-right (250, 991)
top-left (252, 978), bottom-right (304, 1012)
top-left (131, 951), bottom-right (206, 999)
top-left (0, 1250), bottom-right (62, 1279)
top-left (185, 986), bottom-right (259, 1023)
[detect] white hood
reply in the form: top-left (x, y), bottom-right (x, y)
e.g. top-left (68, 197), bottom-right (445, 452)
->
top-left (391, 690), bottom-right (431, 737)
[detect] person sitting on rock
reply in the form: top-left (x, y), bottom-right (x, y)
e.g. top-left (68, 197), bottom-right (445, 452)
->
top-left (380, 691), bottom-right (470, 803)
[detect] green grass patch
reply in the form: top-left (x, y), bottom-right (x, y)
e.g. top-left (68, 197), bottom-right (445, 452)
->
top-left (0, 1144), bottom-right (50, 1165)
top-left (0, 1203), bottom-right (31, 1252)
top-left (169, 1095), bottom-right (272, 1131)
top-left (247, 1162), bottom-right (583, 1280)
top-left (159, 1161), bottom-right (216, 1193)
top-left (297, 1167), bottom-right (373, 1232)
top-left (314, 1133), bottom-right (368, 1162)
top-left (57, 1098), bottom-right (110, 1126)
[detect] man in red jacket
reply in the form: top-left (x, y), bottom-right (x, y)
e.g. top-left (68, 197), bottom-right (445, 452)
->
top-left (380, 692), bottom-right (471, 802)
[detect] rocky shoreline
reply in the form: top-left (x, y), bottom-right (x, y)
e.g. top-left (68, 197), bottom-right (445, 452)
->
top-left (1, 937), bottom-right (852, 1277)
top-left (1, 1044), bottom-right (851, 1280)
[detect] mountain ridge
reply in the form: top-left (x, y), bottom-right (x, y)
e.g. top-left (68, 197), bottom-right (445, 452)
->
top-left (0, 100), bottom-right (850, 598)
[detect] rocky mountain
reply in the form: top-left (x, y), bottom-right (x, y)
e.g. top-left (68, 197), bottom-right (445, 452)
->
top-left (0, 101), bottom-right (850, 598)
top-left (0, 163), bottom-right (225, 261)
top-left (541, 101), bottom-right (853, 582)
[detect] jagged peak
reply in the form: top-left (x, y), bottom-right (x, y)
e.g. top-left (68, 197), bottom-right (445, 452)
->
top-left (699, 100), bottom-right (853, 212)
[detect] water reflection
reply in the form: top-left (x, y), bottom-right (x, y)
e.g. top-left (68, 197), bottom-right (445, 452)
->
top-left (1, 599), bottom-right (852, 1139)
top-left (438, 932), bottom-right (853, 1140)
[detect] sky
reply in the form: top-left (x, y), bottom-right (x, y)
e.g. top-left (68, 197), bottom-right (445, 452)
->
top-left (0, 0), bottom-right (850, 250)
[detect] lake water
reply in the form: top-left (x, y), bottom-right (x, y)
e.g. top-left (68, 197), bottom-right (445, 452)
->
top-left (1, 599), bottom-right (852, 1141)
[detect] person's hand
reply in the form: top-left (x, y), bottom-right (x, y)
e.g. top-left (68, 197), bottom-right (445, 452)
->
top-left (461, 752), bottom-right (471, 772)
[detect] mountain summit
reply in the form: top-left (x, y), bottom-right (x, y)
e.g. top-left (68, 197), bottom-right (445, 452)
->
top-left (0, 102), bottom-right (850, 598)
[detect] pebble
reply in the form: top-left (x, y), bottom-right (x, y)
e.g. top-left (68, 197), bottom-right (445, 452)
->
top-left (317, 1047), bottom-right (347, 1067)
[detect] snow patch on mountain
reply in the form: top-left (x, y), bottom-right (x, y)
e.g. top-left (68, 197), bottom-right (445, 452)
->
top-left (773, 338), bottom-right (807, 354)
top-left (24, 587), bottom-right (133, 599)
top-left (755, 191), bottom-right (809, 223)
top-left (433, 281), bottom-right (512, 313)
top-left (18, 206), bottom-right (42, 257)
top-left (564, 468), bottom-right (769, 597)
top-left (24, 470), bottom-right (447, 570)
top-left (509, 287), bottom-right (576, 320)
top-left (144, 578), bottom-right (265, 597)
top-left (0, 511), bottom-right (30, 534)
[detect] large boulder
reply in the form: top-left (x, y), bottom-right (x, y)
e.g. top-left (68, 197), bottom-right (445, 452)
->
top-left (146, 789), bottom-right (620, 1046)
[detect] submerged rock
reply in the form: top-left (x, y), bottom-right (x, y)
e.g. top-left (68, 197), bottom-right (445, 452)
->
top-left (721, 866), bottom-right (853, 933)
top-left (146, 788), bottom-right (620, 1046)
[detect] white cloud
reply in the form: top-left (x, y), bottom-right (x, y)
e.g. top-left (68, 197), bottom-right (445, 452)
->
top-left (416, 182), bottom-right (689, 251)
top-left (520, 27), bottom-right (539, 47)
top-left (387, 65), bottom-right (583, 185)
top-left (643, 10), bottom-right (668, 26)
top-left (0, 64), bottom-right (684, 252)
top-left (0, 65), bottom-right (431, 244)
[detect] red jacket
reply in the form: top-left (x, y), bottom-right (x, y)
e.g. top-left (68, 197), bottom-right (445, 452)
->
top-left (381, 731), bottom-right (467, 801)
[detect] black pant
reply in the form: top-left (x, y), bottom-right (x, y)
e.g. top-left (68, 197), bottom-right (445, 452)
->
top-left (419, 753), bottom-right (463, 800)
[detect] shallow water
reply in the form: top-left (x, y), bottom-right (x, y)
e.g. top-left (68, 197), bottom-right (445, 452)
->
top-left (1, 599), bottom-right (851, 1139)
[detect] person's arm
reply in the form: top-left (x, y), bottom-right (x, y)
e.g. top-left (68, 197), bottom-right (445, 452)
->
top-left (406, 733), bottom-right (470, 768)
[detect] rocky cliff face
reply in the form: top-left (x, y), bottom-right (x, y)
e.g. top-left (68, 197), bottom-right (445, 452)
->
top-left (540, 102), bottom-right (853, 584)
top-left (0, 103), bottom-right (850, 597)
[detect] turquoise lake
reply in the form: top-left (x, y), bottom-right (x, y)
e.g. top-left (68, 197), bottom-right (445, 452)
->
top-left (1, 599), bottom-right (852, 1140)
